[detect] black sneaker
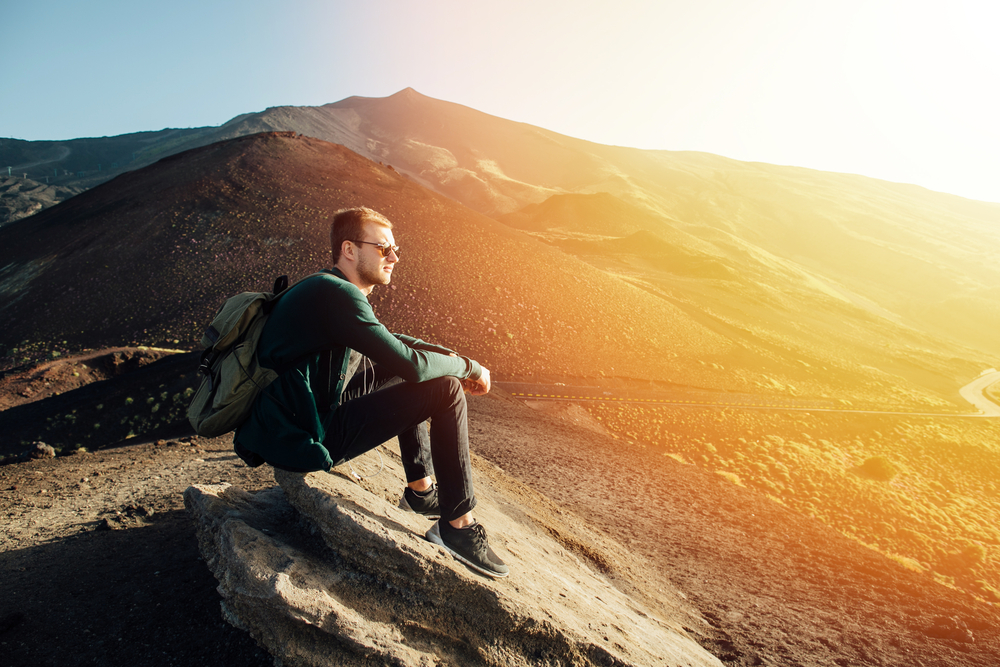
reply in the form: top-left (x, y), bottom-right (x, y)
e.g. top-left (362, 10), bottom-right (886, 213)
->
top-left (426, 520), bottom-right (509, 578)
top-left (399, 484), bottom-right (441, 519)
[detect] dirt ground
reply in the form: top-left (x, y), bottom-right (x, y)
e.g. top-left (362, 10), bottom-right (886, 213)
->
top-left (2, 363), bottom-right (999, 666)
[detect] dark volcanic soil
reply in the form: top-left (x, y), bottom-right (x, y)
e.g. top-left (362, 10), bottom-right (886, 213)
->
top-left (1, 354), bottom-right (998, 666)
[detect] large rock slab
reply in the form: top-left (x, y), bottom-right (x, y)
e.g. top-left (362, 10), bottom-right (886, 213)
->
top-left (185, 445), bottom-right (721, 666)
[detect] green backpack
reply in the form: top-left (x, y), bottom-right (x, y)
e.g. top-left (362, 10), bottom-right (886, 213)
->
top-left (187, 274), bottom-right (311, 437)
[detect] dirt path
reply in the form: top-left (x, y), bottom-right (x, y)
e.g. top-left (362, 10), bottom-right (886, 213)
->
top-left (10, 145), bottom-right (72, 171)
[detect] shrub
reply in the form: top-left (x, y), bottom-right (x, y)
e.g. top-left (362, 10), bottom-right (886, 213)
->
top-left (715, 471), bottom-right (743, 486)
top-left (858, 456), bottom-right (898, 481)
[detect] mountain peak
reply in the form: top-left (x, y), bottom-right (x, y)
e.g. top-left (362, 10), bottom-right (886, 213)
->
top-left (390, 87), bottom-right (425, 101)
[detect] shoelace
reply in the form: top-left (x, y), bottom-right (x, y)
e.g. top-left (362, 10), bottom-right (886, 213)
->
top-left (467, 522), bottom-right (488, 551)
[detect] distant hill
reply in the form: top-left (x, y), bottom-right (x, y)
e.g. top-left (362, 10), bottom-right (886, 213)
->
top-left (0, 129), bottom-right (210, 202)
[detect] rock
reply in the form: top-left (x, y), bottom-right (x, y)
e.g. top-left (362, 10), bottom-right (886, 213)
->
top-left (24, 442), bottom-right (56, 461)
top-left (926, 616), bottom-right (975, 643)
top-left (185, 448), bottom-right (721, 667)
top-left (97, 505), bottom-right (154, 530)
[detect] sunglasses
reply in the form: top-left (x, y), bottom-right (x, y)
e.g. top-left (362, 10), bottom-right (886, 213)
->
top-left (352, 240), bottom-right (400, 257)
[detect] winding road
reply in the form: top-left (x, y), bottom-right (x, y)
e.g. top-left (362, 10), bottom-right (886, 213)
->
top-left (959, 370), bottom-right (1000, 416)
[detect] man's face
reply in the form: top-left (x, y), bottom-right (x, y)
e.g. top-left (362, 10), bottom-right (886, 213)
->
top-left (355, 224), bottom-right (399, 289)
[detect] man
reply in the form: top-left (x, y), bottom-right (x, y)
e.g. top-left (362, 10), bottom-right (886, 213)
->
top-left (233, 206), bottom-right (508, 578)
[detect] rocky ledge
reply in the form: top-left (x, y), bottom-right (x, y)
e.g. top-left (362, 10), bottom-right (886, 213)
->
top-left (184, 445), bottom-right (720, 666)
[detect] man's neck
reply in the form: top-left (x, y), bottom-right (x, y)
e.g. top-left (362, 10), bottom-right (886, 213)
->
top-left (332, 262), bottom-right (373, 296)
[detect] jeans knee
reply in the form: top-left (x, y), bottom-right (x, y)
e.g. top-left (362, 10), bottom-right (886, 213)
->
top-left (431, 376), bottom-right (465, 407)
top-left (442, 375), bottom-right (463, 397)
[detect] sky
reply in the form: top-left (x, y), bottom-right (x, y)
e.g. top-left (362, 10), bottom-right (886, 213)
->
top-left (2, 0), bottom-right (998, 203)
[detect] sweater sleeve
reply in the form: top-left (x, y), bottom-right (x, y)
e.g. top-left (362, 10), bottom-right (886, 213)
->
top-left (319, 279), bottom-right (482, 382)
top-left (393, 333), bottom-right (455, 356)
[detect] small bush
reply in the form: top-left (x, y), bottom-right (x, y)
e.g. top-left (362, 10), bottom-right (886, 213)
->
top-left (715, 471), bottom-right (743, 486)
top-left (887, 553), bottom-right (924, 573)
top-left (858, 456), bottom-right (898, 481)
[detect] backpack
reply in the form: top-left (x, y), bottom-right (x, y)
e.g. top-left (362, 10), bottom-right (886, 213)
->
top-left (187, 274), bottom-right (302, 438)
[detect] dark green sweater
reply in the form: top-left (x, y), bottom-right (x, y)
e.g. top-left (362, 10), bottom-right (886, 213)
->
top-left (234, 268), bottom-right (482, 471)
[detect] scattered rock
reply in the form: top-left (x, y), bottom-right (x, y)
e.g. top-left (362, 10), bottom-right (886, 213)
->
top-left (97, 505), bottom-right (154, 530)
top-left (925, 616), bottom-right (975, 643)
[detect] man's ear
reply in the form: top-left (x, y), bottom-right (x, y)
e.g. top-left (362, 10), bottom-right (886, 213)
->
top-left (340, 240), bottom-right (356, 261)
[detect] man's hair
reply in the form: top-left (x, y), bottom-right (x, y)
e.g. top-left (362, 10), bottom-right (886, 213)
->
top-left (330, 207), bottom-right (393, 263)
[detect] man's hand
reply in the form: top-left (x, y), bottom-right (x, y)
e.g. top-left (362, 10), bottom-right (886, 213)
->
top-left (450, 353), bottom-right (491, 395)
top-left (462, 367), bottom-right (491, 396)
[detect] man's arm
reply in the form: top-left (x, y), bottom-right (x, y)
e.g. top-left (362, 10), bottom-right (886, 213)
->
top-left (317, 278), bottom-right (482, 383)
top-left (393, 333), bottom-right (455, 356)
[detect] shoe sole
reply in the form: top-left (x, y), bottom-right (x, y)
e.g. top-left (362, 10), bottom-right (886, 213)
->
top-left (426, 522), bottom-right (509, 578)
top-left (398, 495), bottom-right (440, 520)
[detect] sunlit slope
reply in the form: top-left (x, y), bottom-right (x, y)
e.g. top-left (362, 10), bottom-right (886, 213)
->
top-left (0, 132), bottom-right (758, 391)
top-left (630, 157), bottom-right (1000, 359)
top-left (218, 89), bottom-right (1000, 363)
top-left (498, 192), bottom-right (683, 238)
top-left (493, 190), bottom-right (988, 408)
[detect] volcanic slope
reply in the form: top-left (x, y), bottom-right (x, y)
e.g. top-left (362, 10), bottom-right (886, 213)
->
top-left (2, 131), bottom-right (767, 392)
top-left (501, 192), bottom-right (992, 411)
top-left (118, 88), bottom-right (999, 406)
top-left (223, 89), bottom-right (1000, 366)
top-left (7, 89), bottom-right (1000, 372)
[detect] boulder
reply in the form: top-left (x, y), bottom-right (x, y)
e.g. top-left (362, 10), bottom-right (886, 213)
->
top-left (185, 446), bottom-right (721, 667)
top-left (22, 442), bottom-right (56, 461)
